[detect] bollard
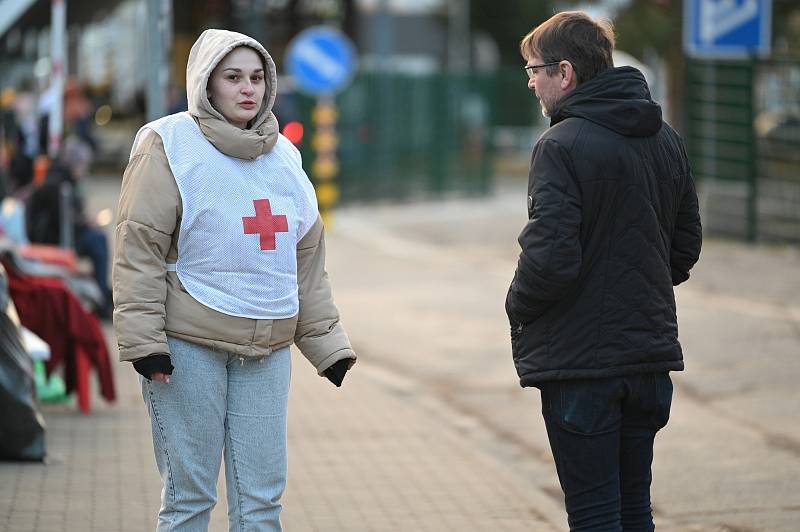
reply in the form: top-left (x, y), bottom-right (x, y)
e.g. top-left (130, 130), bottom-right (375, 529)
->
top-left (311, 98), bottom-right (340, 227)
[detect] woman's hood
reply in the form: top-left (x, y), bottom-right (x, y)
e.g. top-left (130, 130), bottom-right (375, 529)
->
top-left (186, 29), bottom-right (277, 129)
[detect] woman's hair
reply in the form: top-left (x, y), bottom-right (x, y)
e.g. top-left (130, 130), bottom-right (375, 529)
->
top-left (244, 44), bottom-right (267, 73)
top-left (520, 11), bottom-right (615, 85)
top-left (207, 45), bottom-right (268, 98)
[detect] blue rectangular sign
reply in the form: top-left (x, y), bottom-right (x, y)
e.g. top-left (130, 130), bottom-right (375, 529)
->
top-left (684, 0), bottom-right (772, 58)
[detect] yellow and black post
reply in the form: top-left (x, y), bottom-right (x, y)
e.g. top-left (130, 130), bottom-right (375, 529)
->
top-left (311, 97), bottom-right (340, 227)
top-left (285, 26), bottom-right (358, 227)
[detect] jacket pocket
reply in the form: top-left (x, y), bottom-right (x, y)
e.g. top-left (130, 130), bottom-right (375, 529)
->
top-left (271, 314), bottom-right (298, 347)
top-left (509, 320), bottom-right (524, 345)
top-left (509, 320), bottom-right (526, 368)
top-left (510, 312), bottom-right (552, 377)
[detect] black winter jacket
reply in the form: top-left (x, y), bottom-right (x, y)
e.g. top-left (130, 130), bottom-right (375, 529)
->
top-left (506, 66), bottom-right (702, 387)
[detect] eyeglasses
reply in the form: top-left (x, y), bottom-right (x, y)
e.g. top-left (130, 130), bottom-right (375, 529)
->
top-left (524, 61), bottom-right (561, 79)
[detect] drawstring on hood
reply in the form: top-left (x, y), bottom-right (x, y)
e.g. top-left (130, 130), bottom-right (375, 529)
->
top-left (550, 66), bottom-right (663, 137)
top-left (186, 29), bottom-right (280, 159)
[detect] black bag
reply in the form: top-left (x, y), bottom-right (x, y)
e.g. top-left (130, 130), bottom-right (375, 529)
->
top-left (0, 266), bottom-right (45, 461)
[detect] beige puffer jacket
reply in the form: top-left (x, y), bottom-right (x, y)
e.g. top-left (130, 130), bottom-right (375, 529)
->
top-left (112, 29), bottom-right (355, 375)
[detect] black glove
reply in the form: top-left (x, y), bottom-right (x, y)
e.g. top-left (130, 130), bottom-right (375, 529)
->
top-left (323, 358), bottom-right (351, 387)
top-left (133, 354), bottom-right (174, 380)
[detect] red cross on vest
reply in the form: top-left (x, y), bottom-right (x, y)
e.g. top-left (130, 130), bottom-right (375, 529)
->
top-left (242, 199), bottom-right (288, 251)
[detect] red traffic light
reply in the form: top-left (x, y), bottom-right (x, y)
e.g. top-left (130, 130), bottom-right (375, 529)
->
top-left (283, 121), bottom-right (304, 145)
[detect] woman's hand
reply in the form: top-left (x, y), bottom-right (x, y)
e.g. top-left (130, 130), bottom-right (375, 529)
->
top-left (133, 354), bottom-right (174, 382)
top-left (151, 372), bottom-right (171, 384)
top-left (324, 358), bottom-right (354, 387)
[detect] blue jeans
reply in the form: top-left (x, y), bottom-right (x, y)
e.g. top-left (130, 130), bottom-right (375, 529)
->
top-left (141, 337), bottom-right (291, 531)
top-left (539, 373), bottom-right (673, 532)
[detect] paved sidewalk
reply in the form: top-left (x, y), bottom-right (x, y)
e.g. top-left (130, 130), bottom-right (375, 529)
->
top-left (0, 335), bottom-right (562, 531)
top-left (0, 350), bottom-right (161, 532)
top-left (2, 175), bottom-right (798, 531)
top-left (285, 362), bottom-right (560, 531)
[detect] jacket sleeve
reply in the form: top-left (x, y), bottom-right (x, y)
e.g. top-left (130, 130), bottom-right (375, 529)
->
top-left (294, 217), bottom-right (356, 374)
top-left (670, 169), bottom-right (702, 286)
top-left (506, 139), bottom-right (582, 324)
top-left (113, 130), bottom-right (180, 362)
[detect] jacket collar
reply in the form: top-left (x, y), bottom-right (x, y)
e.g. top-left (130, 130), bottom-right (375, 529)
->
top-left (195, 113), bottom-right (278, 160)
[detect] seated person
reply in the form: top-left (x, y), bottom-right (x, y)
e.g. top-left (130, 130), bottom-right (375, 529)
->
top-left (24, 147), bottom-right (110, 317)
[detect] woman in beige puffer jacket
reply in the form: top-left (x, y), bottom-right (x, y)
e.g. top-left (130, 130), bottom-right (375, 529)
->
top-left (113, 29), bottom-right (355, 531)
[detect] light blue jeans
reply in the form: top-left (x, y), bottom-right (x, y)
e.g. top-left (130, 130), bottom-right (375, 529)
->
top-left (141, 336), bottom-right (291, 531)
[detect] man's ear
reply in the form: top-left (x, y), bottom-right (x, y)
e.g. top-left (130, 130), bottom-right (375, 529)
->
top-left (559, 61), bottom-right (576, 90)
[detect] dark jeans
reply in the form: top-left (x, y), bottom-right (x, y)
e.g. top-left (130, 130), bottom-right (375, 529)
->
top-left (540, 373), bottom-right (673, 532)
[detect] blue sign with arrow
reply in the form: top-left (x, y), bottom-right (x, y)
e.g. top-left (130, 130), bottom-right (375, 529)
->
top-left (286, 27), bottom-right (358, 97)
top-left (684, 0), bottom-right (772, 58)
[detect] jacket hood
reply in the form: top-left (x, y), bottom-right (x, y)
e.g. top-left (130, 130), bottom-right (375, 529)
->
top-left (550, 66), bottom-right (662, 137)
top-left (186, 29), bottom-right (279, 158)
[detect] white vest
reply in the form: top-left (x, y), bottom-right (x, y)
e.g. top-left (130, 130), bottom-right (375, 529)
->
top-left (131, 112), bottom-right (318, 319)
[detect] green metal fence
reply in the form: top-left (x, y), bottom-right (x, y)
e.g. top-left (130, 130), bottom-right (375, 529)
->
top-left (294, 70), bottom-right (525, 204)
top-left (686, 59), bottom-right (758, 240)
top-left (686, 57), bottom-right (800, 243)
top-left (754, 58), bottom-right (800, 242)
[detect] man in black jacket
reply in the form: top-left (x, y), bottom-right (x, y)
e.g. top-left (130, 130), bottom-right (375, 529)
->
top-left (506, 11), bottom-right (702, 531)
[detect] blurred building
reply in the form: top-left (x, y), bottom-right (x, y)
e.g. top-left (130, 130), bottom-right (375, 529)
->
top-left (1, 0), bottom-right (353, 114)
top-left (0, 0), bottom-right (494, 203)
top-left (0, 0), bottom-right (476, 115)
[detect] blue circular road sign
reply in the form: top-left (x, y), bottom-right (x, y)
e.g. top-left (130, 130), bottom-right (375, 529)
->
top-left (286, 27), bottom-right (358, 97)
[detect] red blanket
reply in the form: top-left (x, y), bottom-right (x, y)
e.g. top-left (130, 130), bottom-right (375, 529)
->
top-left (4, 260), bottom-right (115, 402)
